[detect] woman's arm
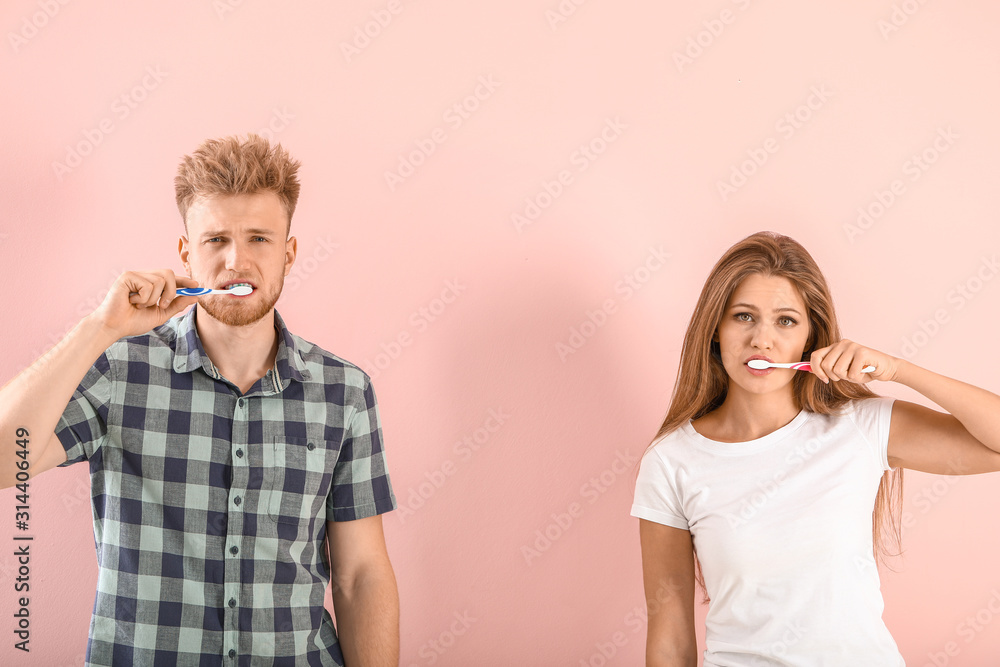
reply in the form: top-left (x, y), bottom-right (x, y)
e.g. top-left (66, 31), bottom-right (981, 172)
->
top-left (810, 340), bottom-right (1000, 474)
top-left (638, 519), bottom-right (699, 667)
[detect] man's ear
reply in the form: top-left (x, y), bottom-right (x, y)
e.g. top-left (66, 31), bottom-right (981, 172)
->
top-left (178, 236), bottom-right (189, 271)
top-left (284, 235), bottom-right (297, 276)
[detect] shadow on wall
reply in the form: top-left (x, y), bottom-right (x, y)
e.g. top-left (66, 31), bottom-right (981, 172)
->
top-left (388, 235), bottom-right (659, 666)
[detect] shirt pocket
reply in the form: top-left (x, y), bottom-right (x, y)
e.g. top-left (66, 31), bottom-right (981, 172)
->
top-left (263, 436), bottom-right (334, 525)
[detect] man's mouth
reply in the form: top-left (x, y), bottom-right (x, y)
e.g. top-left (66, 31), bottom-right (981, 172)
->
top-left (219, 281), bottom-right (256, 291)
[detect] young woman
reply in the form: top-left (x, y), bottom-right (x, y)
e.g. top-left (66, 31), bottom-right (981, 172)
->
top-left (631, 231), bottom-right (1000, 666)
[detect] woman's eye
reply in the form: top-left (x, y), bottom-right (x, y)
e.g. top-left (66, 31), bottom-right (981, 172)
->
top-left (779, 317), bottom-right (797, 326)
top-left (736, 313), bottom-right (752, 322)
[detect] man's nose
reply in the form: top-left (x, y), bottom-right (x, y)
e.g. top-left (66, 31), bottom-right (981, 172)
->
top-left (225, 242), bottom-right (251, 271)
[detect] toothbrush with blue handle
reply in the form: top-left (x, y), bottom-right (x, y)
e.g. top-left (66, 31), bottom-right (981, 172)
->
top-left (128, 284), bottom-right (254, 299)
top-left (175, 285), bottom-right (254, 296)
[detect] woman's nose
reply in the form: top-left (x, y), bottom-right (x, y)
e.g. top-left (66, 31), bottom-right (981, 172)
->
top-left (750, 325), bottom-right (773, 349)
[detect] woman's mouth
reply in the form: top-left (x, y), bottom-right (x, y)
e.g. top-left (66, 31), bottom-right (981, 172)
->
top-left (744, 355), bottom-right (774, 376)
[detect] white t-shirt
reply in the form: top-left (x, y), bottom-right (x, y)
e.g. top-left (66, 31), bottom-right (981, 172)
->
top-left (631, 397), bottom-right (905, 666)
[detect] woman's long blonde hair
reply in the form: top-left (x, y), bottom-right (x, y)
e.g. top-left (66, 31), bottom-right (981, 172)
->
top-left (643, 231), bottom-right (904, 602)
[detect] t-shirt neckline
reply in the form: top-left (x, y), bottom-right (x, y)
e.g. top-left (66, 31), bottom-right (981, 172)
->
top-left (682, 408), bottom-right (810, 455)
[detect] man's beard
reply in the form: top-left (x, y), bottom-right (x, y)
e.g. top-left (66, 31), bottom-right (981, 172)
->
top-left (197, 281), bottom-right (282, 327)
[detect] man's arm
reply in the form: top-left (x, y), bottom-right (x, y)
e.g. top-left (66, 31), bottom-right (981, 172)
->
top-left (0, 315), bottom-right (112, 488)
top-left (326, 514), bottom-right (399, 667)
top-left (0, 270), bottom-right (199, 488)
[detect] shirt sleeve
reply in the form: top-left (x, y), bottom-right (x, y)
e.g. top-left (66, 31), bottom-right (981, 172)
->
top-left (848, 396), bottom-right (896, 472)
top-left (326, 375), bottom-right (397, 521)
top-left (55, 349), bottom-right (116, 466)
top-left (631, 441), bottom-right (689, 530)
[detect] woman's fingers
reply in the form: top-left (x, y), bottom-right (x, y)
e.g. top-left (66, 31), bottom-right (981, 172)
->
top-left (811, 339), bottom-right (890, 384)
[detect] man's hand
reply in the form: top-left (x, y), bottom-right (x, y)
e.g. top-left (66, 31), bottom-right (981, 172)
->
top-left (89, 270), bottom-right (202, 339)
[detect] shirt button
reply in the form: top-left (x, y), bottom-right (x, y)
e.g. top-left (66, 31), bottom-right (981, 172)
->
top-left (307, 442), bottom-right (315, 451)
top-left (234, 496), bottom-right (242, 506)
top-left (229, 598), bottom-right (236, 608)
top-left (236, 449), bottom-right (244, 458)
top-left (238, 398), bottom-right (244, 408)
top-left (229, 649), bottom-right (236, 658)
top-left (230, 546), bottom-right (238, 555)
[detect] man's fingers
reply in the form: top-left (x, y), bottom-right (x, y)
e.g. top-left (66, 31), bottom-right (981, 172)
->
top-left (128, 272), bottom-right (163, 307)
top-left (157, 272), bottom-right (198, 308)
top-left (164, 294), bottom-right (198, 319)
top-left (126, 279), bottom-right (152, 305)
top-left (121, 270), bottom-right (197, 311)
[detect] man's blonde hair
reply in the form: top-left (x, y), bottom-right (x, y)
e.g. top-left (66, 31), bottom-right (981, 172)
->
top-left (174, 133), bottom-right (301, 235)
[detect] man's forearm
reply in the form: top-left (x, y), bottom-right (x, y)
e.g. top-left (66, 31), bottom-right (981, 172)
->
top-left (0, 314), bottom-right (118, 487)
top-left (333, 564), bottom-right (400, 667)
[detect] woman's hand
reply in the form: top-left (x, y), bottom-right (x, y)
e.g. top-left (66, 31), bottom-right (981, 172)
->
top-left (809, 339), bottom-right (902, 384)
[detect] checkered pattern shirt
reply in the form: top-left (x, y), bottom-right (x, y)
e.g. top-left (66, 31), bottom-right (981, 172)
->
top-left (55, 304), bottom-right (397, 666)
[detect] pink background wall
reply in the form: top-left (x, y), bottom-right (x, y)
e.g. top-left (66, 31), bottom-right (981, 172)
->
top-left (3, 1), bottom-right (1000, 665)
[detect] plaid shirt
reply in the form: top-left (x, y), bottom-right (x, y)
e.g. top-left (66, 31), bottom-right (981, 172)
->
top-left (55, 304), bottom-right (396, 666)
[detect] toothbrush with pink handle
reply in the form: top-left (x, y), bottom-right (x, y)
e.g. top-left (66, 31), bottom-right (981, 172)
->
top-left (747, 359), bottom-right (876, 373)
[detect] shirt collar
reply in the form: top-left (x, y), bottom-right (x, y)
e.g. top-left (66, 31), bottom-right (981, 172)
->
top-left (171, 304), bottom-right (310, 384)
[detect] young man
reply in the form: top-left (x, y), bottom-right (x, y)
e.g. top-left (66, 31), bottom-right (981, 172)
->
top-left (0, 134), bottom-right (399, 666)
